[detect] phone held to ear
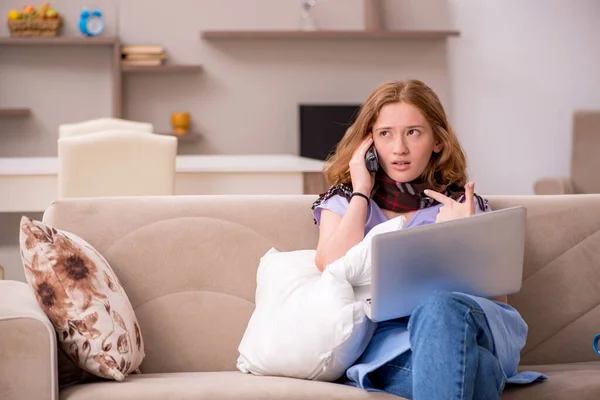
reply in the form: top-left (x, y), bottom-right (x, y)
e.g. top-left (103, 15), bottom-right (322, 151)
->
top-left (365, 145), bottom-right (379, 173)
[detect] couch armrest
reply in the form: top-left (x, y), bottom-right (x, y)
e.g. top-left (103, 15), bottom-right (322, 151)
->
top-left (0, 281), bottom-right (58, 400)
top-left (533, 177), bottom-right (575, 195)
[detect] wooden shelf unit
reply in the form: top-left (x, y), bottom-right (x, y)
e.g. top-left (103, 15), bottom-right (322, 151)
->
top-left (0, 108), bottom-right (31, 117)
top-left (0, 36), bottom-right (203, 144)
top-left (200, 29), bottom-right (460, 41)
top-left (200, 1), bottom-right (459, 41)
top-left (0, 36), bottom-right (122, 117)
top-left (0, 36), bottom-right (119, 46)
top-left (157, 132), bottom-right (202, 142)
top-left (122, 64), bottom-right (204, 73)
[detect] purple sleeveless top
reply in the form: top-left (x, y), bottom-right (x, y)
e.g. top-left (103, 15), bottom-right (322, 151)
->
top-left (312, 194), bottom-right (490, 235)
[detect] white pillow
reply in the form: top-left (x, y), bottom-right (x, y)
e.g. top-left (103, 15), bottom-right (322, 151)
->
top-left (328, 215), bottom-right (406, 287)
top-left (236, 215), bottom-right (405, 382)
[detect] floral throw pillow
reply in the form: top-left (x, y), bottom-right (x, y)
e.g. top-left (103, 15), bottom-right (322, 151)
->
top-left (19, 216), bottom-right (145, 381)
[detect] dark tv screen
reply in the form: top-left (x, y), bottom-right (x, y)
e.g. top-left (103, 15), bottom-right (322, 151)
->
top-left (299, 104), bottom-right (361, 161)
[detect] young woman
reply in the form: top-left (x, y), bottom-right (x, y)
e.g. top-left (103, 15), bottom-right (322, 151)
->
top-left (311, 80), bottom-right (545, 399)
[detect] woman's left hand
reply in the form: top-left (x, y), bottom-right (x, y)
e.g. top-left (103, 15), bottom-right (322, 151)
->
top-left (425, 182), bottom-right (508, 304)
top-left (424, 182), bottom-right (476, 223)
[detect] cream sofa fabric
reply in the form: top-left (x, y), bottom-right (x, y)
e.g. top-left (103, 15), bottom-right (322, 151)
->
top-left (1, 194), bottom-right (600, 399)
top-left (0, 281), bottom-right (57, 400)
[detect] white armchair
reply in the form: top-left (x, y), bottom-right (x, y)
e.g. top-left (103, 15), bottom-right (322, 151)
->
top-left (57, 130), bottom-right (177, 198)
top-left (58, 117), bottom-right (153, 138)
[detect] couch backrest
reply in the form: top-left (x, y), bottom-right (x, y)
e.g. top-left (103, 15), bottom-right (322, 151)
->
top-left (43, 195), bottom-right (321, 374)
top-left (572, 111), bottom-right (600, 194)
top-left (487, 195), bottom-right (600, 365)
top-left (42, 194), bottom-right (600, 372)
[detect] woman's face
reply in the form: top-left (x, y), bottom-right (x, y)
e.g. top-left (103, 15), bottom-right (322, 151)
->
top-left (371, 102), bottom-right (442, 183)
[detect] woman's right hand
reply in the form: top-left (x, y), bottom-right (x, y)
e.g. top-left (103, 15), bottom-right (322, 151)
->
top-left (349, 136), bottom-right (375, 196)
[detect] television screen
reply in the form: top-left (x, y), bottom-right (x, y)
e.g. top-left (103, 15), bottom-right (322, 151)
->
top-left (299, 104), bottom-right (362, 161)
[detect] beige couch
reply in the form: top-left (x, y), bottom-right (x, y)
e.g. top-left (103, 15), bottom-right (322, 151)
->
top-left (2, 194), bottom-right (600, 400)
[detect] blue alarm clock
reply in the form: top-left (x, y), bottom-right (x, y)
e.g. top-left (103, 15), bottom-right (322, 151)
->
top-left (79, 9), bottom-right (104, 37)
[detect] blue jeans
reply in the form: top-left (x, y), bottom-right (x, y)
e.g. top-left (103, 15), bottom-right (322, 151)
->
top-left (368, 292), bottom-right (506, 400)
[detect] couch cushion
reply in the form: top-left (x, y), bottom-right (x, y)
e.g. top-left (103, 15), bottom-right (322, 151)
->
top-left (58, 364), bottom-right (600, 400)
top-left (502, 362), bottom-right (600, 400)
top-left (59, 371), bottom-right (399, 400)
top-left (19, 217), bottom-right (145, 382)
top-left (487, 195), bottom-right (600, 365)
top-left (43, 194), bottom-right (600, 372)
top-left (43, 195), bottom-right (322, 373)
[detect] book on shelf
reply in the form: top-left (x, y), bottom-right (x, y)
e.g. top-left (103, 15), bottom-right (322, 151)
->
top-left (121, 49), bottom-right (167, 67)
top-left (122, 59), bottom-right (164, 67)
top-left (123, 53), bottom-right (167, 61)
top-left (121, 45), bottom-right (165, 55)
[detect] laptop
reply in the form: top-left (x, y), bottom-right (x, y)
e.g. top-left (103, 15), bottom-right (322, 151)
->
top-left (362, 206), bottom-right (527, 322)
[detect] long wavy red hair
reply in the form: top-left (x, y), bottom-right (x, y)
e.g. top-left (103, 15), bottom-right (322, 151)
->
top-left (323, 79), bottom-right (468, 193)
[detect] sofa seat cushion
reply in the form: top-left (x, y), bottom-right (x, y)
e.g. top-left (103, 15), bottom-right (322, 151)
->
top-left (502, 362), bottom-right (600, 400)
top-left (59, 371), bottom-right (399, 400)
top-left (60, 363), bottom-right (600, 400)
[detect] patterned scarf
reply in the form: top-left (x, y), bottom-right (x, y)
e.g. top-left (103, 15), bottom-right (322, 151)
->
top-left (312, 169), bottom-right (485, 215)
top-left (372, 170), bottom-right (464, 212)
top-left (372, 171), bottom-right (434, 212)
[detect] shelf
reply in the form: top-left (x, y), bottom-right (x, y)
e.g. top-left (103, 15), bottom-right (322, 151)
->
top-left (200, 30), bottom-right (460, 41)
top-left (0, 108), bottom-right (31, 117)
top-left (121, 64), bottom-right (204, 73)
top-left (157, 132), bottom-right (201, 142)
top-left (0, 36), bottom-right (119, 46)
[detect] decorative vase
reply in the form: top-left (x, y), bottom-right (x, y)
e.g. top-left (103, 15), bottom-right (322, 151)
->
top-left (170, 112), bottom-right (190, 135)
top-left (299, 0), bottom-right (317, 31)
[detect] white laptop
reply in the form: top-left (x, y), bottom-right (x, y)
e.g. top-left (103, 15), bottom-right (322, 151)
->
top-left (363, 206), bottom-right (527, 322)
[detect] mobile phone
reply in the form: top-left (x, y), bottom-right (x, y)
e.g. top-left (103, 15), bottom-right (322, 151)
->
top-left (365, 145), bottom-right (379, 173)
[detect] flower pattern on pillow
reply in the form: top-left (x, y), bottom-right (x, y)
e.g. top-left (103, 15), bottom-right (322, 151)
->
top-left (20, 217), bottom-right (145, 381)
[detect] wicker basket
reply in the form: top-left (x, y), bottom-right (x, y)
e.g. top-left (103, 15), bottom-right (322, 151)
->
top-left (7, 17), bottom-right (63, 37)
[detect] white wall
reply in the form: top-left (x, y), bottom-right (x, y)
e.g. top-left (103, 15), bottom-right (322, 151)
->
top-left (447, 0), bottom-right (600, 195)
top-left (0, 212), bottom-right (42, 282)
